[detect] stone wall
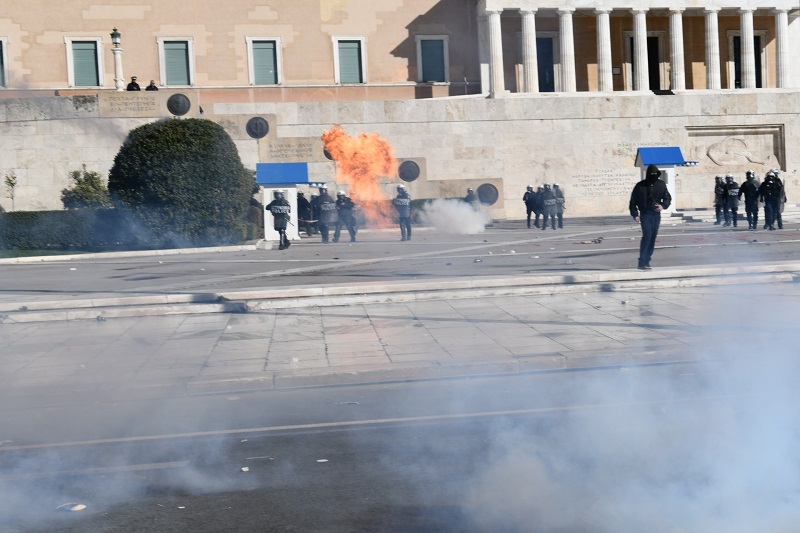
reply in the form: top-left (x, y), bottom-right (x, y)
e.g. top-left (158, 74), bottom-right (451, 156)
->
top-left (1, 90), bottom-right (798, 218)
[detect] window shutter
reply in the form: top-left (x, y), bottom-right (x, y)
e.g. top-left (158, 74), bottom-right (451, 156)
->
top-left (165, 41), bottom-right (190, 85)
top-left (253, 41), bottom-right (277, 85)
top-left (72, 41), bottom-right (99, 86)
top-left (420, 40), bottom-right (445, 82)
top-left (338, 41), bottom-right (362, 84)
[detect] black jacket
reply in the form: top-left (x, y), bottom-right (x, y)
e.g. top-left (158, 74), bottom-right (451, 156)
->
top-left (629, 177), bottom-right (671, 217)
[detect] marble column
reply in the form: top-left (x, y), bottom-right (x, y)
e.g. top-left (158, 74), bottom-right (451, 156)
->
top-left (740, 9), bottom-right (756, 88)
top-left (521, 9), bottom-right (539, 93)
top-left (558, 8), bottom-right (576, 92)
top-left (669, 9), bottom-right (686, 91)
top-left (704, 8), bottom-right (721, 89)
top-left (596, 9), bottom-right (613, 92)
top-left (632, 9), bottom-right (649, 91)
top-left (775, 9), bottom-right (789, 88)
top-left (486, 9), bottom-right (505, 98)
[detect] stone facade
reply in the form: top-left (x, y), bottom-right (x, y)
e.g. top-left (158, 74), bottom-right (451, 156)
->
top-left (0, 91), bottom-right (796, 218)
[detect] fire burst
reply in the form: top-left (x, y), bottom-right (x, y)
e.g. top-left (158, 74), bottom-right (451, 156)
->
top-left (321, 125), bottom-right (398, 227)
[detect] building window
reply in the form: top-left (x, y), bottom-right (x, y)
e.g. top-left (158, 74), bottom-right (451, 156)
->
top-left (157, 38), bottom-right (194, 86)
top-left (246, 37), bottom-right (282, 85)
top-left (727, 30), bottom-right (767, 89)
top-left (333, 37), bottom-right (366, 84)
top-left (415, 36), bottom-right (449, 83)
top-left (0, 38), bottom-right (7, 87)
top-left (65, 37), bottom-right (104, 87)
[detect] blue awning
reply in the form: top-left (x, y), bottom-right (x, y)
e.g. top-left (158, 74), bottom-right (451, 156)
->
top-left (256, 162), bottom-right (309, 185)
top-left (635, 147), bottom-right (686, 168)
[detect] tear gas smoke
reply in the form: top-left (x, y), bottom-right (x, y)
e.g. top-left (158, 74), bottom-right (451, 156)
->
top-left (419, 199), bottom-right (491, 235)
top-left (321, 125), bottom-right (398, 227)
top-left (460, 284), bottom-right (800, 532)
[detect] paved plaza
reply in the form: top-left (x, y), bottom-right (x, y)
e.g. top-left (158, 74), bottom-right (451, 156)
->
top-left (2, 214), bottom-right (799, 403)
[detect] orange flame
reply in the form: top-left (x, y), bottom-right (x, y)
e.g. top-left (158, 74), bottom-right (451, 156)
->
top-left (321, 124), bottom-right (398, 227)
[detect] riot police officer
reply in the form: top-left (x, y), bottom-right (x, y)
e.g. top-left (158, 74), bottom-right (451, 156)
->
top-left (297, 192), bottom-right (314, 236)
top-left (392, 184), bottom-right (413, 241)
top-left (540, 183), bottom-right (557, 230)
top-left (523, 185), bottom-right (536, 228)
top-left (759, 171), bottom-right (781, 231)
top-left (464, 187), bottom-right (479, 210)
top-left (316, 186), bottom-right (337, 243)
top-left (333, 190), bottom-right (357, 243)
top-left (533, 186), bottom-right (544, 228)
top-left (722, 174), bottom-right (740, 227)
top-left (553, 183), bottom-right (566, 229)
top-left (771, 169), bottom-right (787, 229)
top-left (713, 176), bottom-right (725, 225)
top-left (265, 190), bottom-right (291, 250)
top-left (738, 170), bottom-right (760, 230)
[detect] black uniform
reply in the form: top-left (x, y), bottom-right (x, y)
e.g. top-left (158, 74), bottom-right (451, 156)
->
top-left (265, 194), bottom-right (291, 250)
top-left (464, 189), bottom-right (479, 210)
top-left (523, 187), bottom-right (536, 228)
top-left (540, 184), bottom-right (557, 230)
top-left (333, 193), bottom-right (357, 243)
top-left (553, 184), bottom-right (565, 229)
top-left (316, 190), bottom-right (337, 243)
top-left (759, 174), bottom-right (782, 231)
top-left (713, 177), bottom-right (725, 225)
top-left (773, 174), bottom-right (787, 229)
top-left (723, 176), bottom-right (740, 227)
top-left (392, 188), bottom-right (413, 241)
top-left (738, 173), bottom-right (760, 230)
top-left (629, 164), bottom-right (672, 269)
top-left (297, 192), bottom-right (314, 236)
top-left (533, 186), bottom-right (544, 227)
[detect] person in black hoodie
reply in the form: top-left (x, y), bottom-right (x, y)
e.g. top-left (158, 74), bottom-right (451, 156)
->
top-left (629, 164), bottom-right (672, 270)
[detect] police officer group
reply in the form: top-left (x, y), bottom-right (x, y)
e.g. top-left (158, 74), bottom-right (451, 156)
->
top-left (522, 183), bottom-right (565, 230)
top-left (267, 183), bottom-right (415, 248)
top-left (713, 169), bottom-right (786, 230)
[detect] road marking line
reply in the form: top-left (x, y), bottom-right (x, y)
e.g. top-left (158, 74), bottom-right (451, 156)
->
top-left (0, 395), bottom-right (734, 452)
top-left (0, 460), bottom-right (190, 480)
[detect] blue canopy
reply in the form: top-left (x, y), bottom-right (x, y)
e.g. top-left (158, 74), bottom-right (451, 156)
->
top-left (256, 162), bottom-right (309, 185)
top-left (634, 147), bottom-right (686, 168)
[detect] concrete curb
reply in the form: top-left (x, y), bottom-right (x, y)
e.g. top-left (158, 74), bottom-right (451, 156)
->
top-left (0, 264), bottom-right (797, 323)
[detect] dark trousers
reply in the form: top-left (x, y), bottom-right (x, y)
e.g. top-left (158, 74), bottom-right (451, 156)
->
top-left (744, 199), bottom-right (758, 229)
top-left (556, 212), bottom-right (564, 228)
top-left (276, 228), bottom-right (290, 249)
top-left (764, 200), bottom-right (780, 229)
top-left (318, 222), bottom-right (330, 243)
top-left (333, 216), bottom-right (356, 242)
top-left (714, 204), bottom-right (723, 224)
top-left (533, 210), bottom-right (541, 227)
top-left (638, 212), bottom-right (661, 267)
top-left (526, 207), bottom-right (533, 228)
top-left (541, 213), bottom-right (556, 230)
top-left (399, 217), bottom-right (412, 240)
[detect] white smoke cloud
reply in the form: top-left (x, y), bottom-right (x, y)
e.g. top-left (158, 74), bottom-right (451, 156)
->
top-left (460, 283), bottom-right (800, 532)
top-left (419, 199), bottom-right (491, 235)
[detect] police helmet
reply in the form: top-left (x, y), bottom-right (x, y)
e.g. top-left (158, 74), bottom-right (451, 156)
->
top-left (746, 170), bottom-right (755, 178)
top-left (319, 186), bottom-right (328, 194)
top-left (397, 184), bottom-right (406, 192)
top-left (725, 174), bottom-right (734, 183)
top-left (467, 187), bottom-right (474, 192)
top-left (553, 183), bottom-right (560, 188)
top-left (273, 190), bottom-right (284, 199)
top-left (543, 183), bottom-right (551, 189)
top-left (337, 190), bottom-right (345, 197)
top-left (766, 170), bottom-right (776, 178)
top-left (715, 175), bottom-right (724, 182)
top-left (526, 185), bottom-right (533, 191)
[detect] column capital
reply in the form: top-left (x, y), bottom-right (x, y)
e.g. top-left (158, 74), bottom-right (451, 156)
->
top-left (485, 8), bottom-right (503, 16)
top-left (703, 8), bottom-right (720, 14)
top-left (595, 8), bottom-right (612, 15)
top-left (630, 8), bottom-right (648, 15)
top-left (520, 8), bottom-right (538, 16)
top-left (669, 8), bottom-right (685, 15)
top-left (773, 8), bottom-right (789, 14)
top-left (557, 7), bottom-right (575, 15)
top-left (739, 8), bottom-right (754, 14)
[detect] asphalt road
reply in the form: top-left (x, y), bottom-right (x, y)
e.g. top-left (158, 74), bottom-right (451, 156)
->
top-left (1, 217), bottom-right (799, 301)
top-left (4, 355), bottom-right (799, 532)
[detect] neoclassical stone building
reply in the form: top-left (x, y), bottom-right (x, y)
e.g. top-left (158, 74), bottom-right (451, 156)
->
top-left (0, 1), bottom-right (798, 216)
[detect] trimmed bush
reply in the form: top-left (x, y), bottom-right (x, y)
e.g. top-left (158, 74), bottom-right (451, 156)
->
top-left (61, 165), bottom-right (112, 209)
top-left (108, 118), bottom-right (254, 247)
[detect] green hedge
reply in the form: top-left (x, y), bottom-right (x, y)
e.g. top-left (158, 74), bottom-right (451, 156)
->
top-left (0, 209), bottom-right (262, 250)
